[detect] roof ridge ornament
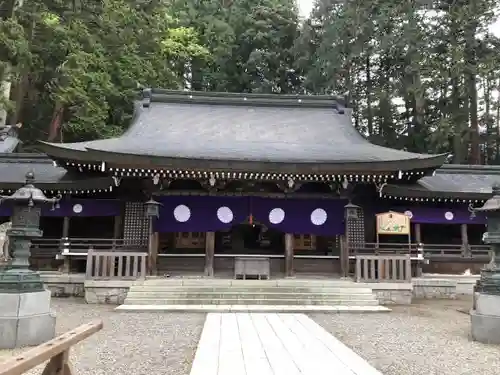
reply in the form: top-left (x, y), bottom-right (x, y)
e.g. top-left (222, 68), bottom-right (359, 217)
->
top-left (25, 171), bottom-right (35, 185)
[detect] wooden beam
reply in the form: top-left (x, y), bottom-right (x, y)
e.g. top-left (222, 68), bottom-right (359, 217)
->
top-left (0, 320), bottom-right (103, 375)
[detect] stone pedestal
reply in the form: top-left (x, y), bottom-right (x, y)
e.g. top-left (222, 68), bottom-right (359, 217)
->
top-left (471, 293), bottom-right (500, 344)
top-left (0, 289), bottom-right (56, 349)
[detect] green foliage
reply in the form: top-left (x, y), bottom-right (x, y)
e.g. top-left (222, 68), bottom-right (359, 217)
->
top-left (0, 0), bottom-right (210, 142)
top-left (0, 0), bottom-right (500, 166)
top-left (301, 0), bottom-right (500, 164)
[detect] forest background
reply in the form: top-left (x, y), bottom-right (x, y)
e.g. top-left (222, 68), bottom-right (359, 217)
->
top-left (0, 0), bottom-right (499, 165)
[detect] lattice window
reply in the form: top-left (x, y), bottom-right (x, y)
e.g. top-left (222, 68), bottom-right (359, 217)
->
top-left (123, 202), bottom-right (148, 247)
top-left (293, 234), bottom-right (316, 250)
top-left (347, 207), bottom-right (365, 249)
top-left (174, 232), bottom-right (206, 248)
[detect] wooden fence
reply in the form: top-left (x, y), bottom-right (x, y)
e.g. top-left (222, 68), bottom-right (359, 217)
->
top-left (0, 320), bottom-right (102, 375)
top-left (352, 242), bottom-right (490, 260)
top-left (355, 254), bottom-right (412, 282)
top-left (85, 249), bottom-right (147, 280)
top-left (31, 237), bottom-right (147, 254)
top-left (29, 237), bottom-right (491, 261)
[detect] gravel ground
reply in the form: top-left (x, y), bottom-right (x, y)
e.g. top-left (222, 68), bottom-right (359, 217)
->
top-left (0, 298), bottom-right (205, 375)
top-left (311, 296), bottom-right (500, 375)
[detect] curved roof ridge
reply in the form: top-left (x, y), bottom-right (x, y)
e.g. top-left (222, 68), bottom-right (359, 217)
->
top-left (38, 88), bottom-right (447, 174)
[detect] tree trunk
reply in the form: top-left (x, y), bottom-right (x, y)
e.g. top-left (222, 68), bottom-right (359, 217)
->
top-left (48, 102), bottom-right (64, 142)
top-left (365, 56), bottom-right (373, 136)
top-left (466, 41), bottom-right (480, 164)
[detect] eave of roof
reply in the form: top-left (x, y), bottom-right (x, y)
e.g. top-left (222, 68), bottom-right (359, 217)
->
top-left (38, 89), bottom-right (447, 176)
top-left (381, 164), bottom-right (500, 202)
top-left (0, 153), bottom-right (114, 194)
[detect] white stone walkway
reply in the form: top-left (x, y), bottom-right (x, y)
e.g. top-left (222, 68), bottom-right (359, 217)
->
top-left (189, 313), bottom-right (383, 375)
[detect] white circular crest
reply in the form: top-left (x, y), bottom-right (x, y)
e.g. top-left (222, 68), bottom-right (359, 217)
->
top-left (404, 210), bottom-right (413, 219)
top-left (72, 204), bottom-right (83, 214)
top-left (173, 204), bottom-right (191, 222)
top-left (217, 206), bottom-right (234, 224)
top-left (269, 208), bottom-right (285, 224)
top-left (444, 211), bottom-right (454, 221)
top-left (310, 208), bottom-right (327, 226)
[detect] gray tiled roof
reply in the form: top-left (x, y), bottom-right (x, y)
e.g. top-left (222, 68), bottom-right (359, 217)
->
top-left (0, 154), bottom-right (113, 191)
top-left (382, 164), bottom-right (500, 200)
top-left (40, 90), bottom-right (446, 168)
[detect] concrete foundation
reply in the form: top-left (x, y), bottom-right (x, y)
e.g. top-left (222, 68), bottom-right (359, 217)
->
top-left (476, 293), bottom-right (500, 316)
top-left (471, 309), bottom-right (500, 344)
top-left (0, 289), bottom-right (56, 349)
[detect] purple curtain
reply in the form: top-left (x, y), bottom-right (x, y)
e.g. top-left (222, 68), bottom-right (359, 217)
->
top-left (0, 199), bottom-right (121, 217)
top-left (251, 197), bottom-right (346, 235)
top-left (382, 206), bottom-right (486, 225)
top-left (155, 196), bottom-right (249, 232)
top-left (155, 196), bottom-right (346, 235)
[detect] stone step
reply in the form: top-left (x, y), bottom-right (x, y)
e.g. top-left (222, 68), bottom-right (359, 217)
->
top-left (125, 291), bottom-right (377, 300)
top-left (139, 279), bottom-right (363, 287)
top-left (121, 279), bottom-right (384, 311)
top-left (123, 298), bottom-right (381, 306)
top-left (128, 286), bottom-right (374, 294)
top-left (115, 305), bottom-right (392, 313)
top-left (124, 294), bottom-right (377, 302)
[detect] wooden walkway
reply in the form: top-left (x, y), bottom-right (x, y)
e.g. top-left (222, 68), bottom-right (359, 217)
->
top-left (189, 313), bottom-right (383, 375)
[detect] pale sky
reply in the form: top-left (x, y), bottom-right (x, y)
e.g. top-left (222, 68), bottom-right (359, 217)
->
top-left (297, 0), bottom-right (313, 18)
top-left (296, 0), bottom-right (500, 36)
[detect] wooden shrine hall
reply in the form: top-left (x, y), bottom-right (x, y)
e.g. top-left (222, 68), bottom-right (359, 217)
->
top-left (0, 89), bottom-right (495, 279)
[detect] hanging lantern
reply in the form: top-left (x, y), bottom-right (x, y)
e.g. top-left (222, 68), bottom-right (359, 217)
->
top-left (249, 214), bottom-right (253, 225)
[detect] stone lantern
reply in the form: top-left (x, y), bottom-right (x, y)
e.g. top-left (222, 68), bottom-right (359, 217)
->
top-left (470, 183), bottom-right (500, 344)
top-left (0, 171), bottom-right (61, 349)
top-left (145, 198), bottom-right (161, 219)
top-left (344, 202), bottom-right (360, 220)
top-left (342, 202), bottom-right (360, 277)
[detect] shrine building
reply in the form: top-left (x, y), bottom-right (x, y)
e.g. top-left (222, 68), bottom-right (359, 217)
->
top-left (0, 90), bottom-right (495, 277)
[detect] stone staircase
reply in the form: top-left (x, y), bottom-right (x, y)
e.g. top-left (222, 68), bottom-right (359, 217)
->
top-left (116, 279), bottom-right (390, 313)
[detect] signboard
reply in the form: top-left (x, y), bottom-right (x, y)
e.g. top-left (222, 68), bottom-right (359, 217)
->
top-left (376, 211), bottom-right (410, 235)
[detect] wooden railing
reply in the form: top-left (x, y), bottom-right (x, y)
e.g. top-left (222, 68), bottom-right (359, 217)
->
top-left (355, 254), bottom-right (412, 282)
top-left (85, 249), bottom-right (147, 280)
top-left (31, 237), bottom-right (146, 255)
top-left (352, 242), bottom-right (490, 260)
top-left (0, 321), bottom-right (102, 375)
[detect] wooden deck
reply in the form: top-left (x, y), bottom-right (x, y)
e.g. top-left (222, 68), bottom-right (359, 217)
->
top-left (190, 313), bottom-right (382, 375)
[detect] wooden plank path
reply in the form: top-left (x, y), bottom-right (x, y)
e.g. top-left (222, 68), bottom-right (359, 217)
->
top-left (190, 313), bottom-right (383, 375)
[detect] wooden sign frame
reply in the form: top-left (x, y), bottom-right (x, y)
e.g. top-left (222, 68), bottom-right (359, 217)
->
top-left (376, 211), bottom-right (411, 245)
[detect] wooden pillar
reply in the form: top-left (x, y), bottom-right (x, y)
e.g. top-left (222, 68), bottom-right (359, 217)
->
top-left (284, 233), bottom-right (294, 277)
top-left (415, 223), bottom-right (422, 244)
top-left (414, 223), bottom-right (423, 277)
top-left (146, 218), bottom-right (158, 275)
top-left (60, 217), bottom-right (70, 273)
top-left (204, 231), bottom-right (215, 277)
top-left (461, 223), bottom-right (469, 256)
top-left (149, 232), bottom-right (159, 275)
top-left (113, 215), bottom-right (122, 238)
top-left (340, 235), bottom-right (349, 278)
top-left (62, 216), bottom-right (70, 238)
